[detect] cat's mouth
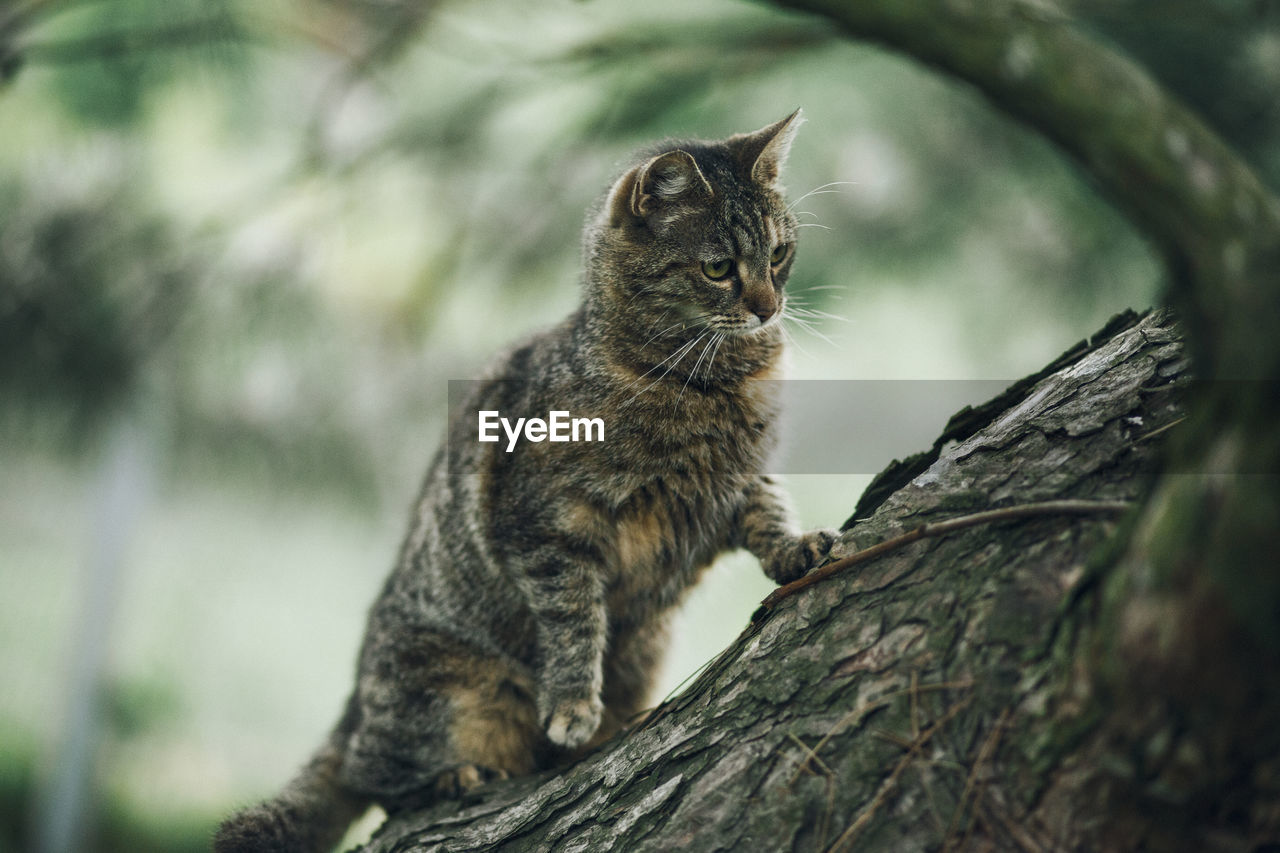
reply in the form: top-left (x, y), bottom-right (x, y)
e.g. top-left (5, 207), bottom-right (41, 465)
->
top-left (717, 310), bottom-right (783, 337)
top-left (655, 305), bottom-right (783, 339)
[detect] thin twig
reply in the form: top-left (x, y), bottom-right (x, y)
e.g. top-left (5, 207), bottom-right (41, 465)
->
top-left (910, 669), bottom-right (921, 739)
top-left (980, 788), bottom-right (1050, 853)
top-left (1134, 415), bottom-right (1187, 444)
top-left (820, 774), bottom-right (836, 851)
top-left (788, 679), bottom-right (973, 786)
top-left (635, 625), bottom-right (746, 731)
top-left (916, 760), bottom-right (949, 839)
top-left (651, 502), bottom-right (1119, 736)
top-left (943, 706), bottom-right (1012, 851)
top-left (755, 499), bottom-right (1131, 623)
top-left (826, 695), bottom-right (974, 853)
top-left (872, 729), bottom-right (915, 749)
top-left (786, 732), bottom-right (836, 780)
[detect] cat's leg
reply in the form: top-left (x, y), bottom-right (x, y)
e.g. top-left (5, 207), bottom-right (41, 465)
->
top-left (594, 615), bottom-right (670, 745)
top-left (509, 541), bottom-right (609, 751)
top-left (739, 475), bottom-right (838, 584)
top-left (339, 626), bottom-right (544, 812)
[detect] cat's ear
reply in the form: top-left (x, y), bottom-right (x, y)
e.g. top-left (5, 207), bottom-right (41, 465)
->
top-left (733, 108), bottom-right (803, 187)
top-left (608, 150), bottom-right (712, 227)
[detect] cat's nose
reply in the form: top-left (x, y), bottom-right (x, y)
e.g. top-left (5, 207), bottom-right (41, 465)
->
top-left (747, 292), bottom-right (779, 323)
top-left (742, 274), bottom-right (778, 324)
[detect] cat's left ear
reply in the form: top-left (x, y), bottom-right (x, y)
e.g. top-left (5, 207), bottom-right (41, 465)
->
top-left (607, 149), bottom-right (713, 228)
top-left (733, 108), bottom-right (804, 187)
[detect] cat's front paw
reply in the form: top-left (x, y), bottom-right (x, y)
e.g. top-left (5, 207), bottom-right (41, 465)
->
top-left (764, 528), bottom-right (838, 585)
top-left (543, 695), bottom-right (604, 750)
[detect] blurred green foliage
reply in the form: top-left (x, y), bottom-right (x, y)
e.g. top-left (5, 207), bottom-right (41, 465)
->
top-left (29, 0), bottom-right (245, 126)
top-left (0, 0), bottom-right (1274, 848)
top-left (0, 173), bottom-right (199, 436)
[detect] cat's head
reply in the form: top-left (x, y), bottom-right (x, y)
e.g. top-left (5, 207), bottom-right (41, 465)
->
top-left (588, 111), bottom-right (803, 346)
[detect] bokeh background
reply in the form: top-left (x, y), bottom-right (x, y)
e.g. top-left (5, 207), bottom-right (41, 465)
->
top-left (2, 0), bottom-right (1277, 849)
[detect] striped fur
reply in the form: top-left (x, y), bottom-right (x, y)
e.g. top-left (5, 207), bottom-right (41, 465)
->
top-left (214, 111), bottom-right (835, 851)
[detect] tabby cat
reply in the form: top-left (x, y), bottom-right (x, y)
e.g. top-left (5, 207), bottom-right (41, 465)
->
top-left (214, 110), bottom-right (835, 852)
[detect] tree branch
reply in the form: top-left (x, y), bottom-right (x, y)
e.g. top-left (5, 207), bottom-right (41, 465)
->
top-left (361, 310), bottom-right (1190, 851)
top-left (757, 2), bottom-right (1280, 846)
top-left (767, 0), bottom-right (1280, 379)
top-left (755, 499), bottom-right (1132, 623)
top-left (358, 3), bottom-right (1280, 847)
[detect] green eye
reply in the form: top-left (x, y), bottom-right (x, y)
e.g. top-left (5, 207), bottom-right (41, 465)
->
top-left (770, 244), bottom-right (790, 265)
top-left (702, 259), bottom-right (733, 280)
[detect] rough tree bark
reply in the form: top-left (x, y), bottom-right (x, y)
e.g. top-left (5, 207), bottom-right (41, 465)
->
top-left (360, 309), bottom-right (1189, 852)
top-left (361, 3), bottom-right (1280, 850)
top-left (753, 2), bottom-right (1280, 850)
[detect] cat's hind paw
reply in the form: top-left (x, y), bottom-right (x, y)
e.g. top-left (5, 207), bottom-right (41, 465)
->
top-left (433, 764), bottom-right (509, 799)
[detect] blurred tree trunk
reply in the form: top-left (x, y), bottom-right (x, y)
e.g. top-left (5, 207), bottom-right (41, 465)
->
top-left (361, 3), bottom-right (1280, 850)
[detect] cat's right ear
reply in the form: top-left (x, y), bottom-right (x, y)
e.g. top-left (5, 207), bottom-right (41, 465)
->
top-left (733, 109), bottom-right (803, 187)
top-left (607, 150), bottom-right (712, 228)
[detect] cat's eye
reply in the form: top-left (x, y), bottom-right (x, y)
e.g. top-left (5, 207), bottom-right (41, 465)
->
top-left (770, 244), bottom-right (790, 265)
top-left (702, 259), bottom-right (734, 281)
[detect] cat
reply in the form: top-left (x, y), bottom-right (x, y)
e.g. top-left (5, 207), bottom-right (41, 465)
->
top-left (214, 110), bottom-right (836, 852)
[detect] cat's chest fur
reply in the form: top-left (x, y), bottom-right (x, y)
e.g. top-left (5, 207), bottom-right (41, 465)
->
top-left (595, 475), bottom-right (736, 623)
top-left (584, 378), bottom-right (781, 617)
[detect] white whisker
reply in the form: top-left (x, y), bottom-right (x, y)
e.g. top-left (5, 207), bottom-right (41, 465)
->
top-left (680, 333), bottom-right (720, 400)
top-left (703, 333), bottom-right (726, 383)
top-left (622, 331), bottom-right (710, 408)
top-left (637, 317), bottom-right (695, 351)
top-left (787, 306), bottom-right (848, 323)
top-left (788, 180), bottom-right (858, 210)
top-left (619, 334), bottom-right (701, 393)
top-left (785, 315), bottom-right (837, 347)
top-left (779, 322), bottom-right (814, 361)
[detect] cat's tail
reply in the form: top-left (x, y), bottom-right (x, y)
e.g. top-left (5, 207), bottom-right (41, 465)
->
top-left (214, 697), bottom-right (368, 853)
